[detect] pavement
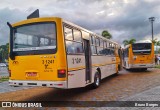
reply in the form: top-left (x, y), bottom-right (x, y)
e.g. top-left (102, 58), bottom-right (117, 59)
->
top-left (0, 70), bottom-right (160, 110)
top-left (65, 86), bottom-right (160, 110)
top-left (0, 67), bottom-right (32, 93)
top-left (99, 86), bottom-right (160, 110)
top-left (0, 81), bottom-right (33, 93)
top-left (0, 67), bottom-right (8, 77)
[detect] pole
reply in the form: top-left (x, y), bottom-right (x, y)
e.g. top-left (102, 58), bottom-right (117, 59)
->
top-left (151, 20), bottom-right (153, 41)
top-left (149, 17), bottom-right (155, 41)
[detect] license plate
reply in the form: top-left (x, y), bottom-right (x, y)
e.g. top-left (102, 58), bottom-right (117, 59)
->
top-left (26, 72), bottom-right (37, 77)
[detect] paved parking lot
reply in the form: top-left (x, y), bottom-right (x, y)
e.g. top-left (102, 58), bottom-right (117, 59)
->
top-left (0, 68), bottom-right (160, 110)
top-left (0, 67), bottom-right (8, 77)
top-left (0, 67), bottom-right (32, 93)
top-left (0, 81), bottom-right (32, 93)
top-left (0, 68), bottom-right (160, 101)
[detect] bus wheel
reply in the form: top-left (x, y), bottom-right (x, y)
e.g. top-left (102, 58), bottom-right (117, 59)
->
top-left (92, 72), bottom-right (101, 89)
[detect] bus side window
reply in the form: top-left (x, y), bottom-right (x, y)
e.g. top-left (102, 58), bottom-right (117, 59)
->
top-left (90, 36), bottom-right (97, 55)
top-left (100, 39), bottom-right (103, 47)
top-left (64, 27), bottom-right (73, 40)
top-left (96, 37), bottom-right (100, 46)
top-left (73, 42), bottom-right (83, 54)
top-left (73, 29), bottom-right (82, 42)
top-left (64, 26), bottom-right (83, 54)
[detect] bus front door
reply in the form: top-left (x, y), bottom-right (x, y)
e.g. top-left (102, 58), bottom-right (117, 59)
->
top-left (84, 39), bottom-right (91, 83)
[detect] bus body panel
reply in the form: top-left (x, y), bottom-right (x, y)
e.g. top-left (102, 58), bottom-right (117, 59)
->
top-left (9, 18), bottom-right (68, 88)
top-left (123, 43), bottom-right (155, 69)
top-left (9, 17), bottom-right (121, 89)
top-left (67, 55), bottom-right (86, 88)
top-left (91, 56), bottom-right (117, 79)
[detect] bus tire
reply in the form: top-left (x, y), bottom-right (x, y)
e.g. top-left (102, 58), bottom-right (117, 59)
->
top-left (92, 72), bottom-right (101, 89)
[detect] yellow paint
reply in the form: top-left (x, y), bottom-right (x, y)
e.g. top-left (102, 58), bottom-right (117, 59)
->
top-left (128, 43), bottom-right (154, 65)
top-left (9, 17), bottom-right (67, 81)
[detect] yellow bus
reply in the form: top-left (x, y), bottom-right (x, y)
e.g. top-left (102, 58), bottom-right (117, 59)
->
top-left (122, 42), bottom-right (155, 70)
top-left (8, 16), bottom-right (121, 89)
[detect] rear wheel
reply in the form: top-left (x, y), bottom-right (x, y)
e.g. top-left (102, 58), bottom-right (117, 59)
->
top-left (92, 72), bottom-right (101, 89)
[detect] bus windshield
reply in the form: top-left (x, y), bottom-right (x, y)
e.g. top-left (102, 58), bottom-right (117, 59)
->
top-left (132, 43), bottom-right (152, 54)
top-left (13, 22), bottom-right (56, 52)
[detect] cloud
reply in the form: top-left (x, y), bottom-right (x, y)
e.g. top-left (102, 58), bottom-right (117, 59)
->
top-left (0, 0), bottom-right (160, 45)
top-left (0, 8), bottom-right (27, 45)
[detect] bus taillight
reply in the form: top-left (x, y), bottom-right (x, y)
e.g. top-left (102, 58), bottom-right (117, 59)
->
top-left (58, 69), bottom-right (66, 78)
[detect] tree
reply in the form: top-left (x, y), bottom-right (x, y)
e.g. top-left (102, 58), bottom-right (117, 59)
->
top-left (101, 30), bottom-right (112, 39)
top-left (156, 40), bottom-right (160, 46)
top-left (123, 38), bottom-right (136, 46)
top-left (0, 43), bottom-right (9, 62)
top-left (151, 38), bottom-right (157, 45)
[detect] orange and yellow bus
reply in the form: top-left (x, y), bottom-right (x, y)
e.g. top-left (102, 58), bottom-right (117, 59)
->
top-left (8, 16), bottom-right (121, 89)
top-left (122, 42), bottom-right (155, 71)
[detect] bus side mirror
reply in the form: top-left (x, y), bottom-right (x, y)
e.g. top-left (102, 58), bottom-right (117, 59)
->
top-left (7, 22), bottom-right (15, 60)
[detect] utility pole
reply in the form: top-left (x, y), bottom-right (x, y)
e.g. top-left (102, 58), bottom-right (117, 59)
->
top-left (149, 17), bottom-right (155, 41)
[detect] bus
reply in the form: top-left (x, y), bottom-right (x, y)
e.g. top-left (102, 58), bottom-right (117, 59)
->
top-left (122, 42), bottom-right (155, 70)
top-left (8, 16), bottom-right (121, 89)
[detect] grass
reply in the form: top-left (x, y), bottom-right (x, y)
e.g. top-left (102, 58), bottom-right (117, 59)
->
top-left (155, 65), bottom-right (160, 69)
top-left (0, 77), bottom-right (9, 82)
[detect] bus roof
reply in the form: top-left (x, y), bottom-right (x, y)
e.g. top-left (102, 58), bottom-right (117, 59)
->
top-left (12, 17), bottom-right (119, 46)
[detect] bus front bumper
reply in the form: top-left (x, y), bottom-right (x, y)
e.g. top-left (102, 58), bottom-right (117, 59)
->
top-left (9, 80), bottom-right (67, 89)
top-left (130, 63), bottom-right (155, 68)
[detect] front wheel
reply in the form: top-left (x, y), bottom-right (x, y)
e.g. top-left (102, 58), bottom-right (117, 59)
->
top-left (92, 72), bottom-right (101, 89)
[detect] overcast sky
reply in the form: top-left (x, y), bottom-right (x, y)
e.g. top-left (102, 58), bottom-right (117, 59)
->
top-left (0, 0), bottom-right (160, 45)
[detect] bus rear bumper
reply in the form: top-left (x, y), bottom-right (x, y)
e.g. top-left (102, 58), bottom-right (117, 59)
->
top-left (130, 63), bottom-right (155, 68)
top-left (9, 80), bottom-right (67, 89)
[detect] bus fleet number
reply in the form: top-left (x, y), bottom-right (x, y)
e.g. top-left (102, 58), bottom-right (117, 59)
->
top-left (42, 60), bottom-right (54, 64)
top-left (72, 58), bottom-right (82, 64)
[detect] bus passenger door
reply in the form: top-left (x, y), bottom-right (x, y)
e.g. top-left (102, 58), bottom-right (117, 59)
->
top-left (83, 39), bottom-right (91, 83)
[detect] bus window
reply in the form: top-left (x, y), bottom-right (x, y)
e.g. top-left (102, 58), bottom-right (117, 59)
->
top-left (66, 41), bottom-right (83, 54)
top-left (110, 49), bottom-right (115, 56)
top-left (97, 47), bottom-right (103, 55)
top-left (13, 22), bottom-right (56, 51)
top-left (73, 29), bottom-right (82, 42)
top-left (91, 36), bottom-right (95, 45)
top-left (104, 41), bottom-right (106, 48)
top-left (96, 38), bottom-right (100, 46)
top-left (100, 39), bottom-right (103, 47)
top-left (91, 45), bottom-right (97, 54)
top-left (132, 43), bottom-right (152, 54)
top-left (64, 27), bottom-right (73, 40)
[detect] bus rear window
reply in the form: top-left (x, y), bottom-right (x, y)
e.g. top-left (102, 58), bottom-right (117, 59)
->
top-left (132, 43), bottom-right (152, 54)
top-left (13, 22), bottom-right (56, 52)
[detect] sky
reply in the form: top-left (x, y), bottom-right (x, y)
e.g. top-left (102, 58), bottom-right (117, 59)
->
top-left (0, 0), bottom-right (160, 45)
